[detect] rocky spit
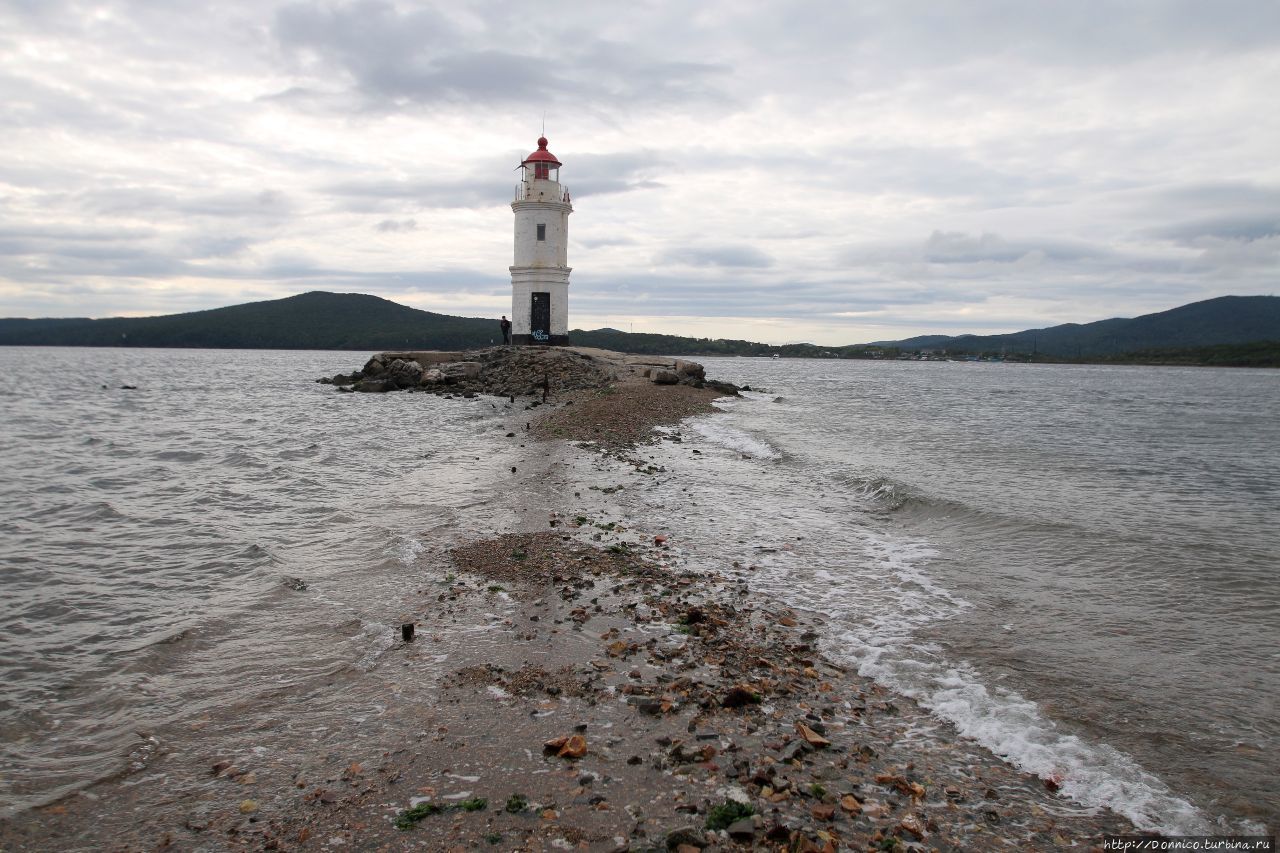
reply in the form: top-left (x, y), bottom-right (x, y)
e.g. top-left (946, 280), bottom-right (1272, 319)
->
top-left (258, 523), bottom-right (1133, 852)
top-left (318, 346), bottom-right (740, 401)
top-left (0, 350), bottom-right (1140, 852)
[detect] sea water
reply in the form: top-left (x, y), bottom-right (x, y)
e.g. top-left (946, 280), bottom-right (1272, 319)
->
top-left (0, 347), bottom-right (521, 817)
top-left (600, 357), bottom-right (1278, 834)
top-left (0, 348), bottom-right (1275, 835)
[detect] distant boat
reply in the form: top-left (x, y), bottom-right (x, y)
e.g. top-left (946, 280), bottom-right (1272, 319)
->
top-left (772, 354), bottom-right (780, 359)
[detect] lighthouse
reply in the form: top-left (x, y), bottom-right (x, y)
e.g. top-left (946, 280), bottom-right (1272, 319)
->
top-left (510, 135), bottom-right (572, 345)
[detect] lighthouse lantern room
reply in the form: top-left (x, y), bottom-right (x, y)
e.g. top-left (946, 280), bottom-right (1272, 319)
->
top-left (510, 135), bottom-right (572, 345)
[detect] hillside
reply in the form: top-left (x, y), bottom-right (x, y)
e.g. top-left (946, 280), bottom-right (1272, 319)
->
top-left (0, 292), bottom-right (857, 355)
top-left (1, 291), bottom-right (1276, 362)
top-left (0, 292), bottom-right (497, 350)
top-left (1083, 340), bottom-right (1280, 368)
top-left (872, 295), bottom-right (1280, 357)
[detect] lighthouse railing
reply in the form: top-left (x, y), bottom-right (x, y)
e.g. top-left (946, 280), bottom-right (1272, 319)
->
top-left (514, 183), bottom-right (572, 203)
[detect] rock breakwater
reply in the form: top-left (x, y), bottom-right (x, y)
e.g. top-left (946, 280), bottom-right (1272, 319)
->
top-left (318, 346), bottom-right (739, 399)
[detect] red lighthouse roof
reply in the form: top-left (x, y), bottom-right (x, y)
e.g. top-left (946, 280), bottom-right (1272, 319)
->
top-left (522, 136), bottom-right (561, 166)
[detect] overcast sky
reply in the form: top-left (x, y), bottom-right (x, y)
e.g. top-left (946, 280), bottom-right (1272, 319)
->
top-left (1, 1), bottom-right (1277, 344)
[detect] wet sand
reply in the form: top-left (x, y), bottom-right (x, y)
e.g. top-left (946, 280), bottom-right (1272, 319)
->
top-left (0, 374), bottom-right (1136, 851)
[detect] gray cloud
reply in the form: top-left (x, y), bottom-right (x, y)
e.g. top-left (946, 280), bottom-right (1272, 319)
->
top-left (1152, 216), bottom-right (1280, 245)
top-left (920, 231), bottom-right (1105, 264)
top-left (660, 246), bottom-right (775, 269)
top-left (567, 152), bottom-right (668, 198)
top-left (323, 149), bottom-right (664, 212)
top-left (77, 188), bottom-right (296, 220)
top-left (569, 270), bottom-right (992, 322)
top-left (271, 1), bottom-right (731, 111)
top-left (375, 218), bottom-right (418, 233)
top-left (841, 231), bottom-right (1108, 266)
top-left (324, 175), bottom-right (509, 210)
top-left (731, 0), bottom-right (1280, 71)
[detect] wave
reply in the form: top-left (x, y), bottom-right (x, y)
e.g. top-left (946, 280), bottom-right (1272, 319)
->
top-left (838, 629), bottom-right (1208, 833)
top-left (385, 535), bottom-right (426, 567)
top-left (219, 449), bottom-right (267, 469)
top-left (154, 450), bottom-right (204, 462)
top-left (665, 394), bottom-right (1220, 835)
top-left (766, 492), bottom-right (1213, 834)
top-left (689, 416), bottom-right (780, 460)
top-left (839, 473), bottom-right (917, 510)
top-left (15, 500), bottom-right (128, 524)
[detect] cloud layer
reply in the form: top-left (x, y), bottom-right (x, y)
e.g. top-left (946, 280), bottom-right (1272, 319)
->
top-left (1, 0), bottom-right (1277, 342)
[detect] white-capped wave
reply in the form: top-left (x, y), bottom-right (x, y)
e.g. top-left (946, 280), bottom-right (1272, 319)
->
top-left (845, 636), bottom-right (1208, 834)
top-left (764, 522), bottom-right (1212, 833)
top-left (576, 380), bottom-right (1226, 837)
top-left (386, 535), bottom-right (426, 567)
top-left (690, 417), bottom-right (779, 460)
top-left (812, 531), bottom-right (1210, 834)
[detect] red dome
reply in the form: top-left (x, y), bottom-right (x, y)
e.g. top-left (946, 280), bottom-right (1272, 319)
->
top-left (522, 135), bottom-right (561, 166)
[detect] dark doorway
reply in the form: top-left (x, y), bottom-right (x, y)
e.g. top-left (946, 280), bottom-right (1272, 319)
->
top-left (530, 292), bottom-right (550, 342)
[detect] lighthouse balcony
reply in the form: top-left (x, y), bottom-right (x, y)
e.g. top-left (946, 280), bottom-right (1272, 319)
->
top-left (514, 183), bottom-right (571, 204)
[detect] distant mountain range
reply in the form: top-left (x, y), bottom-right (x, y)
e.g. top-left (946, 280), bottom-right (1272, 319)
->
top-left (0, 291), bottom-right (495, 351)
top-left (871, 295), bottom-right (1280, 357)
top-left (0, 291), bottom-right (1276, 364)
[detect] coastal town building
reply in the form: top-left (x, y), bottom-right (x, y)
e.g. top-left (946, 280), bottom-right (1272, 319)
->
top-left (510, 135), bottom-right (572, 345)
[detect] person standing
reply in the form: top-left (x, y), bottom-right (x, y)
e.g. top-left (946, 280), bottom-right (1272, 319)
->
top-left (499, 315), bottom-right (511, 345)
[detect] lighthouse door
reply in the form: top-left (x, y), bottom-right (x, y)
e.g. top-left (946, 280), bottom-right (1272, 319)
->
top-left (530, 292), bottom-right (551, 343)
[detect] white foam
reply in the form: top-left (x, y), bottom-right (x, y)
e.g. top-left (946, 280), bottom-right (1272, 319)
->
top-left (690, 417), bottom-right (779, 460)
top-left (819, 532), bottom-right (1211, 835)
top-left (577, 404), bottom-right (1216, 836)
top-left (889, 653), bottom-right (1208, 833)
top-left (386, 535), bottom-right (425, 567)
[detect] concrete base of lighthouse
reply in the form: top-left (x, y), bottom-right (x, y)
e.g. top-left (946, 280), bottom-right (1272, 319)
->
top-left (510, 266), bottom-right (570, 347)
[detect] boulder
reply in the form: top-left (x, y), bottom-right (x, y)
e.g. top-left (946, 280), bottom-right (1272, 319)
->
top-left (664, 827), bottom-right (704, 850)
top-left (726, 818), bottom-right (756, 841)
top-left (353, 378), bottom-right (396, 393)
top-left (652, 370), bottom-right (680, 385)
top-left (419, 368), bottom-right (445, 385)
top-left (440, 361), bottom-right (482, 380)
top-left (330, 373), bottom-right (354, 386)
top-left (674, 359), bottom-right (705, 380)
top-left (361, 355), bottom-right (387, 376)
top-left (706, 379), bottom-right (740, 395)
top-left (386, 358), bottom-right (424, 388)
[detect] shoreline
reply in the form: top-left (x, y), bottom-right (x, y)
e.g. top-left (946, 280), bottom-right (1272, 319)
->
top-left (0, 360), bottom-right (1141, 851)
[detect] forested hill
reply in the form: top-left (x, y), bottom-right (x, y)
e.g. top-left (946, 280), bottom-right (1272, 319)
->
top-left (1, 291), bottom-right (1276, 362)
top-left (873, 295), bottom-right (1280, 357)
top-left (0, 291), bottom-right (497, 350)
top-left (0, 290), bottom-right (850, 355)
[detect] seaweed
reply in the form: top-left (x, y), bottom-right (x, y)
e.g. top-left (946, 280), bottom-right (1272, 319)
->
top-left (394, 801), bottom-right (442, 830)
top-left (705, 800), bottom-right (755, 830)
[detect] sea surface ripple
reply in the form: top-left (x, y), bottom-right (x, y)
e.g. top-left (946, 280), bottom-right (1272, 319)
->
top-left (603, 358), bottom-right (1278, 834)
top-left (0, 347), bottom-right (516, 816)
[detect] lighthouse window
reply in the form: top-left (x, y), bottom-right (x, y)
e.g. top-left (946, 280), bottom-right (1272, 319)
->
top-left (536, 224), bottom-right (546, 241)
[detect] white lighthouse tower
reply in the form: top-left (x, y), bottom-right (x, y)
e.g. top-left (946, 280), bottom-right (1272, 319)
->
top-left (510, 135), bottom-right (572, 345)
